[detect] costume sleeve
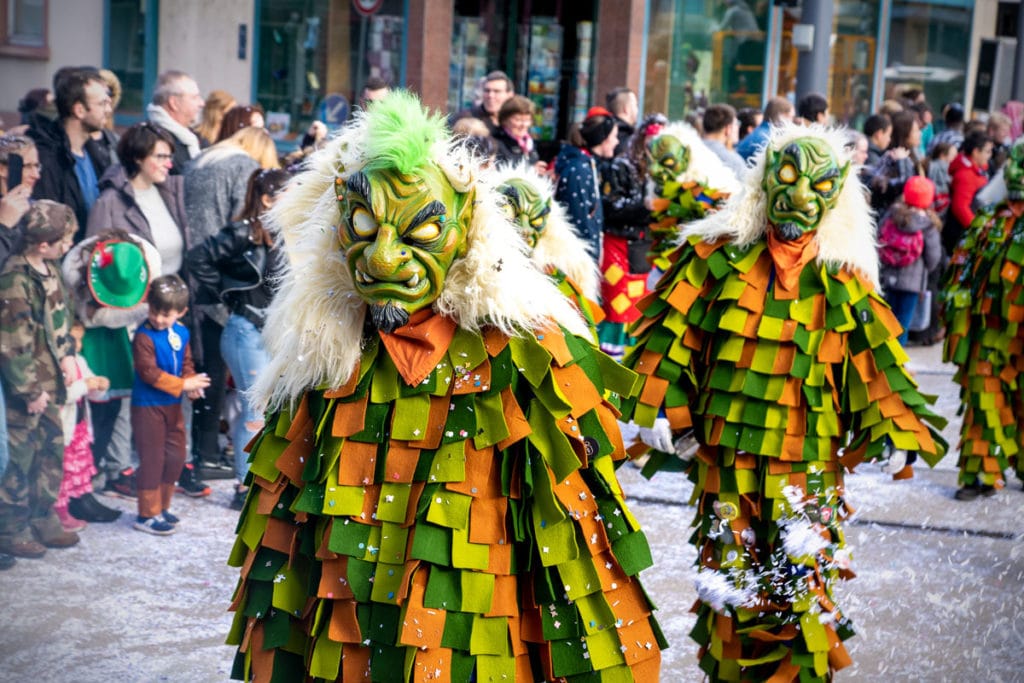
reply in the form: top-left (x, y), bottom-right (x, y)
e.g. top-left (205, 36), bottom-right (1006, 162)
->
top-left (181, 337), bottom-right (197, 379)
top-left (0, 271), bottom-right (43, 404)
top-left (132, 331), bottom-right (185, 397)
top-left (53, 273), bottom-right (75, 360)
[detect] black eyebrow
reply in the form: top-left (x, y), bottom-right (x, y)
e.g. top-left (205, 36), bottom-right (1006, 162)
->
top-left (815, 168), bottom-right (841, 182)
top-left (533, 204), bottom-right (551, 219)
top-left (345, 172), bottom-right (371, 205)
top-left (783, 143), bottom-right (803, 172)
top-left (499, 185), bottom-right (521, 206)
top-left (406, 200), bottom-right (447, 232)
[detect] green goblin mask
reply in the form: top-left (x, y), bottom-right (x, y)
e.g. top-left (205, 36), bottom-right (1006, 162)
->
top-left (497, 179), bottom-right (551, 250)
top-left (646, 134), bottom-right (689, 188)
top-left (1005, 140), bottom-right (1024, 202)
top-left (338, 165), bottom-right (469, 332)
top-left (763, 138), bottom-right (849, 240)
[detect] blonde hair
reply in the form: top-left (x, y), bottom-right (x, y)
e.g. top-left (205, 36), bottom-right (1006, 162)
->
top-left (98, 69), bottom-right (122, 130)
top-left (196, 89), bottom-right (237, 143)
top-left (215, 126), bottom-right (279, 169)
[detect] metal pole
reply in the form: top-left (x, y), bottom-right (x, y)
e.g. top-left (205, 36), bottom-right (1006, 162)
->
top-left (795, 0), bottom-right (834, 103)
top-left (1013, 5), bottom-right (1024, 100)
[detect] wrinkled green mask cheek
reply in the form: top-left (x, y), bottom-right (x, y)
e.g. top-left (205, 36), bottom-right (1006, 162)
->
top-left (337, 166), bottom-right (468, 312)
top-left (499, 179), bottom-right (548, 250)
top-left (763, 138), bottom-right (848, 233)
top-left (647, 135), bottom-right (688, 186)
top-left (1006, 143), bottom-right (1024, 198)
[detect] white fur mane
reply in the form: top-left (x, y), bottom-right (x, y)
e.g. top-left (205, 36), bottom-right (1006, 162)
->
top-left (484, 163), bottom-right (601, 301)
top-left (683, 123), bottom-right (879, 289)
top-left (254, 114), bottom-right (588, 411)
top-left (661, 121), bottom-right (743, 194)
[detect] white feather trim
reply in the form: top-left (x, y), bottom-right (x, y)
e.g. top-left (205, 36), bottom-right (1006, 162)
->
top-left (682, 123), bottom-right (880, 289)
top-left (254, 118), bottom-right (588, 412)
top-left (659, 121), bottom-right (743, 194)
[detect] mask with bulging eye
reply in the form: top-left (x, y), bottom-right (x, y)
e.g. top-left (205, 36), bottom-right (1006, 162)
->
top-left (762, 138), bottom-right (850, 240)
top-left (646, 134), bottom-right (689, 189)
top-left (497, 178), bottom-right (551, 251)
top-left (1004, 139), bottom-right (1024, 202)
top-left (337, 165), bottom-right (470, 331)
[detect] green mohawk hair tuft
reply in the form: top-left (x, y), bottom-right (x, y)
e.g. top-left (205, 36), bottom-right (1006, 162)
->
top-left (361, 90), bottom-right (448, 176)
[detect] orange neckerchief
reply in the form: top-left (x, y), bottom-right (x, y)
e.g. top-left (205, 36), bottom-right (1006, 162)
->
top-left (765, 228), bottom-right (819, 300)
top-left (379, 307), bottom-right (458, 386)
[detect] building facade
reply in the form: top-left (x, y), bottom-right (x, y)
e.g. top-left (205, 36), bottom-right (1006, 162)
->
top-left (0, 0), bottom-right (1018, 141)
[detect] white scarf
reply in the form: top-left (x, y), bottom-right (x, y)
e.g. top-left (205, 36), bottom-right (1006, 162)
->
top-left (146, 103), bottom-right (201, 159)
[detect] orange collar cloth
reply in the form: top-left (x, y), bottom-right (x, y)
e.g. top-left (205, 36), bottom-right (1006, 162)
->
top-left (765, 228), bottom-right (819, 299)
top-left (379, 308), bottom-right (458, 386)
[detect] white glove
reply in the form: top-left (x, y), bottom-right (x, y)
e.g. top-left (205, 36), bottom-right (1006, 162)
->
top-left (673, 431), bottom-right (699, 462)
top-left (637, 418), bottom-right (674, 452)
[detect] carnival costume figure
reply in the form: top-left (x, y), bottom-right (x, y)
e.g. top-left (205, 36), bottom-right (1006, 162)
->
top-left (622, 125), bottom-right (947, 681)
top-left (490, 163), bottom-right (603, 341)
top-left (941, 136), bottom-right (1024, 500)
top-left (226, 92), bottom-right (664, 682)
top-left (646, 122), bottom-right (741, 273)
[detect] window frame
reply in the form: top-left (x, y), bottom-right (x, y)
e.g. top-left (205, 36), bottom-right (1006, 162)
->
top-left (0, 0), bottom-right (50, 59)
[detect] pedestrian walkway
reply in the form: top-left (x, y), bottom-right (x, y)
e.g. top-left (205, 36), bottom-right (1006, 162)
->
top-left (0, 343), bottom-right (1021, 681)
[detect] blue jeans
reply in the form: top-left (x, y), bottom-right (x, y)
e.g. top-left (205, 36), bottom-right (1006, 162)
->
top-left (219, 315), bottom-right (269, 482)
top-left (886, 289), bottom-right (918, 346)
top-left (0, 386), bottom-right (8, 478)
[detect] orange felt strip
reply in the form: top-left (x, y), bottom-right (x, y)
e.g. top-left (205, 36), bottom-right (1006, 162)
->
top-left (261, 516), bottom-right (297, 556)
top-left (401, 570), bottom-right (446, 649)
top-left (633, 349), bottom-right (663, 379)
top-left (341, 644), bottom-right (371, 681)
top-left (249, 624), bottom-right (273, 682)
top-left (552, 362), bottom-right (604, 418)
top-left (318, 555), bottom-right (355, 599)
top-left (275, 421), bottom-right (314, 483)
top-left (332, 393), bottom-right (369, 438)
top-left (323, 364), bottom-right (361, 399)
top-left (536, 325), bottom-right (573, 367)
top-left (413, 648), bottom-right (452, 683)
top-left (483, 327), bottom-right (510, 357)
top-left (337, 439), bottom-right (378, 486)
top-left (486, 539), bottom-right (513, 575)
top-left (666, 280), bottom-right (701, 314)
top-left (665, 404), bottom-right (693, 430)
top-left (467, 495), bottom-right (508, 545)
top-left (355, 484), bottom-right (382, 525)
top-left (593, 549), bottom-right (628, 590)
top-left (617, 615), bottom-right (661, 664)
top-left (496, 388), bottom-right (533, 450)
top-left (379, 308), bottom-right (458, 387)
top-left (826, 625), bottom-right (853, 669)
top-left (486, 575), bottom-right (520, 618)
top-left (453, 357), bottom-right (492, 396)
top-left (384, 443), bottom-right (420, 484)
top-left (329, 599), bottom-right (362, 643)
top-left (693, 239), bottom-right (723, 259)
top-left (819, 331), bottom-right (844, 363)
top-left (629, 651), bottom-right (661, 681)
top-left (283, 394), bottom-right (311, 441)
top-left (765, 655), bottom-right (801, 683)
top-left (748, 624), bottom-right (799, 642)
top-left (638, 374), bottom-right (670, 411)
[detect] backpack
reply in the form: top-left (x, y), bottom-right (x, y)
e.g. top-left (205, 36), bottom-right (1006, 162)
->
top-left (878, 216), bottom-right (924, 268)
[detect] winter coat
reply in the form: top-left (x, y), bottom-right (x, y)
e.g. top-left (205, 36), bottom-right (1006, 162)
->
top-left (879, 202), bottom-right (943, 295)
top-left (948, 153), bottom-right (989, 232)
top-left (926, 159), bottom-right (951, 217)
top-left (865, 141), bottom-right (886, 170)
top-left (85, 165), bottom-right (190, 276)
top-left (594, 155), bottom-right (649, 241)
top-left (187, 219), bottom-right (286, 329)
top-left (26, 113), bottom-right (112, 242)
top-left (869, 151), bottom-right (924, 213)
top-left (183, 148), bottom-right (261, 244)
top-left (736, 120), bottom-right (771, 161)
top-left (492, 127), bottom-right (539, 169)
top-left (612, 117), bottom-right (636, 158)
top-left (554, 143), bottom-right (603, 261)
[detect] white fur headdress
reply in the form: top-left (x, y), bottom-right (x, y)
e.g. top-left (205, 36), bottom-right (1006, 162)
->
top-left (653, 121), bottom-right (743, 196)
top-left (254, 93), bottom-right (588, 411)
top-left (484, 162), bottom-right (601, 302)
top-left (682, 123), bottom-right (879, 289)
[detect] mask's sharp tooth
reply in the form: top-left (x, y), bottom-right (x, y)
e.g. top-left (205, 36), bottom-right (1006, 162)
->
top-left (407, 274), bottom-right (420, 288)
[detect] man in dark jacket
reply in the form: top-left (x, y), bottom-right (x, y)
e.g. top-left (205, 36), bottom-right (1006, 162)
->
top-left (27, 67), bottom-right (113, 243)
top-left (863, 113), bottom-right (892, 170)
top-left (607, 87), bottom-right (638, 157)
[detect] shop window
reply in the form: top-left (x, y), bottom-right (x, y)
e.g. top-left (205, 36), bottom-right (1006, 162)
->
top-left (107, 0), bottom-right (149, 116)
top-left (1, 0), bottom-right (48, 58)
top-left (644, 0), bottom-right (769, 121)
top-left (884, 1), bottom-right (970, 118)
top-left (256, 0), bottom-right (405, 143)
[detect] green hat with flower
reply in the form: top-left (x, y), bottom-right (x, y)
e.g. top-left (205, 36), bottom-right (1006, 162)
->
top-left (87, 239), bottom-right (150, 308)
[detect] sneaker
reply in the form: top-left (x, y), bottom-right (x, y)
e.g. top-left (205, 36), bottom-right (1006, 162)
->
top-left (133, 516), bottom-right (176, 536)
top-left (230, 486), bottom-right (249, 511)
top-left (175, 464), bottom-right (211, 498)
top-left (102, 469), bottom-right (138, 499)
top-left (56, 507), bottom-right (87, 533)
top-left (160, 509), bottom-right (180, 525)
top-left (0, 553), bottom-right (15, 570)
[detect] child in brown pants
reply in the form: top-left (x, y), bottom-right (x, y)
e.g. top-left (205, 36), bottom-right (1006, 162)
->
top-left (131, 275), bottom-right (210, 535)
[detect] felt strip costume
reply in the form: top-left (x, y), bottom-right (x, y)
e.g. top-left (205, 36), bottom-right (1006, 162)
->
top-left (227, 92), bottom-right (664, 682)
top-left (941, 137), bottom-right (1024, 493)
top-left (622, 125), bottom-right (946, 682)
top-left (646, 122), bottom-right (741, 272)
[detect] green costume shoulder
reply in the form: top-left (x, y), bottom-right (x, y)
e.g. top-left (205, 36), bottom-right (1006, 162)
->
top-left (227, 323), bottom-right (665, 682)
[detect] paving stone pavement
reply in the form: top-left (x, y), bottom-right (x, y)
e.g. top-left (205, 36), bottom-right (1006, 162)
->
top-left (0, 341), bottom-right (1021, 682)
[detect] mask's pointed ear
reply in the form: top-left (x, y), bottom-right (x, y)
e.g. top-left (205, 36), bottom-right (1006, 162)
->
top-left (761, 146), bottom-right (776, 192)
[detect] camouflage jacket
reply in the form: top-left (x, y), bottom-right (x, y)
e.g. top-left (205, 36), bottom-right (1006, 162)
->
top-left (0, 255), bottom-right (74, 408)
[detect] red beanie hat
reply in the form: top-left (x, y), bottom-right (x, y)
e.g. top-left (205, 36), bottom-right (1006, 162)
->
top-left (903, 175), bottom-right (935, 209)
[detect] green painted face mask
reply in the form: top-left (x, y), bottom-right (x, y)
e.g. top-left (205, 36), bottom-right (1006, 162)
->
top-left (763, 138), bottom-right (849, 240)
top-left (647, 134), bottom-right (688, 188)
top-left (338, 165), bottom-right (469, 331)
top-left (1005, 140), bottom-right (1024, 202)
top-left (497, 178), bottom-right (550, 251)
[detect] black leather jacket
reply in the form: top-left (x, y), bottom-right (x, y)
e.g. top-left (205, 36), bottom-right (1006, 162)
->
top-left (186, 219), bottom-right (285, 329)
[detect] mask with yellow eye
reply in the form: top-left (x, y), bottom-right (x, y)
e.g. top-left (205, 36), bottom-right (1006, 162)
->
top-left (646, 134), bottom-right (689, 189)
top-left (497, 178), bottom-right (550, 251)
top-left (762, 138), bottom-right (849, 239)
top-left (336, 165), bottom-right (470, 323)
top-left (1005, 139), bottom-right (1024, 202)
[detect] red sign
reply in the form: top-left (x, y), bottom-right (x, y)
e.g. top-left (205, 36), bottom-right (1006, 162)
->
top-left (353, 0), bottom-right (383, 16)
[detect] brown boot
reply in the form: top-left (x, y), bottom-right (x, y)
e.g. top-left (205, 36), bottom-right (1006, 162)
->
top-left (0, 532), bottom-right (47, 558)
top-left (30, 516), bottom-right (80, 548)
